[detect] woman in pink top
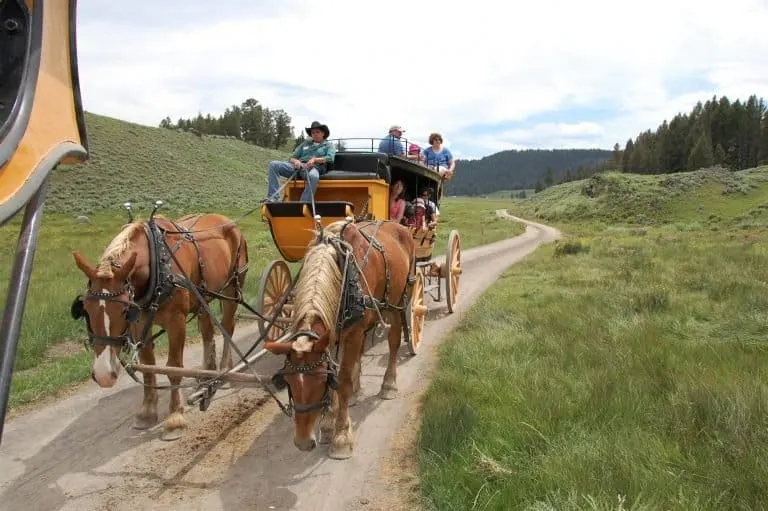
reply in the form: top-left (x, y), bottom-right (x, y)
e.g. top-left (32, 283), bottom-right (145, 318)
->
top-left (390, 180), bottom-right (406, 224)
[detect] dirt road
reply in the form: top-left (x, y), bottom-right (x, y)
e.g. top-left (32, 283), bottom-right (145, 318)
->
top-left (0, 212), bottom-right (559, 511)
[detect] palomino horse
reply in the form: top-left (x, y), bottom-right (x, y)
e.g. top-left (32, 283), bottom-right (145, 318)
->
top-left (264, 219), bottom-right (415, 459)
top-left (71, 213), bottom-right (249, 441)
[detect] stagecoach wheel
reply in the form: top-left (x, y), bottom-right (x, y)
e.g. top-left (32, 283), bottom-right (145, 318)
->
top-left (257, 260), bottom-right (293, 341)
top-left (406, 272), bottom-right (426, 355)
top-left (445, 230), bottom-right (462, 313)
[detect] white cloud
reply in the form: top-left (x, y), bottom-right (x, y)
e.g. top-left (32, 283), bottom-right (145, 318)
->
top-left (75, 0), bottom-right (768, 159)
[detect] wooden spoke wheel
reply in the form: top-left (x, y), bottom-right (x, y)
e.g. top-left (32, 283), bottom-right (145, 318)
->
top-left (406, 271), bottom-right (426, 355)
top-left (256, 260), bottom-right (293, 341)
top-left (445, 229), bottom-right (462, 313)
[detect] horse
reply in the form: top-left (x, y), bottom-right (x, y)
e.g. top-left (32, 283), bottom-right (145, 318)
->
top-left (70, 213), bottom-right (249, 441)
top-left (263, 218), bottom-right (415, 459)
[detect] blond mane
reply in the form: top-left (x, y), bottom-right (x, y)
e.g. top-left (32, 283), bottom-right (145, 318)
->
top-left (291, 226), bottom-right (345, 343)
top-left (96, 222), bottom-right (144, 278)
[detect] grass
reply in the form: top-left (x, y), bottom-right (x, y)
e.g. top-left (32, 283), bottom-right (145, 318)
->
top-left (0, 110), bottom-right (525, 411)
top-left (418, 165), bottom-right (768, 510)
top-left (48, 112), bottom-right (289, 215)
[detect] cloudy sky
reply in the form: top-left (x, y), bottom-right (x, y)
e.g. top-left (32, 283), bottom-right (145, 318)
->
top-left (75, 0), bottom-right (768, 159)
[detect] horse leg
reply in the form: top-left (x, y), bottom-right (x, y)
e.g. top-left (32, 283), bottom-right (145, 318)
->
top-left (219, 298), bottom-right (237, 373)
top-left (133, 342), bottom-right (159, 430)
top-left (378, 310), bottom-right (402, 400)
top-left (349, 324), bottom-right (369, 407)
top-left (161, 314), bottom-right (187, 441)
top-left (318, 389), bottom-right (337, 446)
top-left (329, 326), bottom-right (365, 459)
top-left (198, 308), bottom-right (217, 372)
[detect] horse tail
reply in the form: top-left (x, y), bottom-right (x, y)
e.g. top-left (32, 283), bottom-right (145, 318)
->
top-left (224, 222), bottom-right (249, 286)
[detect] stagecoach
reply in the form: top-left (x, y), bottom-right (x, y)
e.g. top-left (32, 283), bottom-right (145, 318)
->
top-left (0, 0), bottom-right (462, 452)
top-left (254, 137), bottom-right (462, 356)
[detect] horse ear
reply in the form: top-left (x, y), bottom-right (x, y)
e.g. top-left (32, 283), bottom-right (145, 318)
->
top-left (115, 251), bottom-right (138, 280)
top-left (72, 252), bottom-right (97, 280)
top-left (264, 342), bottom-right (293, 355)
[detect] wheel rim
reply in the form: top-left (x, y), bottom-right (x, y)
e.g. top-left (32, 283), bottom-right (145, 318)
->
top-left (258, 260), bottom-right (293, 341)
top-left (409, 272), bottom-right (426, 353)
top-left (446, 230), bottom-right (461, 312)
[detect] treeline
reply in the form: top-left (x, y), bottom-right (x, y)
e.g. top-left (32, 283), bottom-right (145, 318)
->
top-left (158, 97), bottom-right (297, 150)
top-left (614, 94), bottom-right (768, 174)
top-left (447, 149), bottom-right (613, 196)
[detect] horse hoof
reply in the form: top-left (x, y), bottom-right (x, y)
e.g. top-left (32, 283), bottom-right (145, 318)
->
top-left (377, 387), bottom-right (397, 400)
top-left (328, 443), bottom-right (353, 460)
top-left (161, 428), bottom-right (183, 442)
top-left (133, 415), bottom-right (158, 430)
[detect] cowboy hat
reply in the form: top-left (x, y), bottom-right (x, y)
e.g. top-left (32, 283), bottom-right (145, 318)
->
top-left (305, 121), bottom-right (330, 139)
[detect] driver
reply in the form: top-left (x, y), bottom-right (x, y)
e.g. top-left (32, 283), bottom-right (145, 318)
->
top-left (263, 121), bottom-right (336, 203)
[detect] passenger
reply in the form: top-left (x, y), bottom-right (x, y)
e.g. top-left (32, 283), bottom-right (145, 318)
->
top-left (407, 196), bottom-right (427, 230)
top-left (408, 143), bottom-right (426, 164)
top-left (264, 121), bottom-right (336, 202)
top-left (421, 188), bottom-right (438, 227)
top-left (422, 132), bottom-right (455, 179)
top-left (377, 125), bottom-right (406, 156)
top-left (390, 180), bottom-right (407, 224)
top-left (403, 201), bottom-right (415, 224)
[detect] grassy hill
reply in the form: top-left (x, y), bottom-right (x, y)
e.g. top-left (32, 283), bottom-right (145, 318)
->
top-left (49, 112), bottom-right (290, 214)
top-left (447, 148), bottom-right (613, 197)
top-left (418, 165), bottom-right (768, 510)
top-left (516, 164), bottom-right (768, 227)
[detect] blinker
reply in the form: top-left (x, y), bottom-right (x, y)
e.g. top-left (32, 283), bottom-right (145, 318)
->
top-left (125, 304), bottom-right (141, 323)
top-left (70, 296), bottom-right (85, 320)
top-left (327, 371), bottom-right (339, 390)
top-left (271, 372), bottom-right (287, 390)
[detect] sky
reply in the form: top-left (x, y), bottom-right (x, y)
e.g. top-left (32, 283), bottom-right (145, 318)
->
top-left (75, 0), bottom-right (768, 160)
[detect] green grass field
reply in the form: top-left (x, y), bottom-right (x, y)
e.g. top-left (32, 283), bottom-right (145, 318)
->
top-left (48, 112), bottom-right (289, 215)
top-left (418, 165), bottom-right (768, 510)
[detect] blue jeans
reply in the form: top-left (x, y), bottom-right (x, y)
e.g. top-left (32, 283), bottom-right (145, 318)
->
top-left (266, 161), bottom-right (320, 202)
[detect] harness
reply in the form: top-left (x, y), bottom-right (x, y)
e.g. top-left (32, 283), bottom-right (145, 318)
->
top-left (269, 218), bottom-right (416, 417)
top-left (69, 215), bottom-right (253, 389)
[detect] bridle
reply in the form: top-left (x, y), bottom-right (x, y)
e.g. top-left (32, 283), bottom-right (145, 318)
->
top-left (70, 279), bottom-right (147, 352)
top-left (271, 331), bottom-right (340, 415)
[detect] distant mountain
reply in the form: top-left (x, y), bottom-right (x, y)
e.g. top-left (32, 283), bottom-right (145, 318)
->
top-left (445, 149), bottom-right (614, 196)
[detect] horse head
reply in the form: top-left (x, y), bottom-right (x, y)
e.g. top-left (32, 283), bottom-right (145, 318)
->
top-left (263, 223), bottom-right (350, 451)
top-left (70, 223), bottom-right (146, 388)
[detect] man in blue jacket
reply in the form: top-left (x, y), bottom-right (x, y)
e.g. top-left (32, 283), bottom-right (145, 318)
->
top-left (264, 121), bottom-right (336, 202)
top-left (377, 125), bottom-right (406, 155)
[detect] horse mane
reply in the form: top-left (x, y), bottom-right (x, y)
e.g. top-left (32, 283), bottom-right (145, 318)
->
top-left (291, 223), bottom-right (347, 343)
top-left (96, 221), bottom-right (145, 278)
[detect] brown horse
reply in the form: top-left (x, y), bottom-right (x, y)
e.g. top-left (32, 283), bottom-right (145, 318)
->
top-left (264, 219), bottom-right (415, 459)
top-left (71, 213), bottom-right (248, 441)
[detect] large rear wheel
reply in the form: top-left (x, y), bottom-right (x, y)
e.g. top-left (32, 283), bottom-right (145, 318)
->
top-left (256, 260), bottom-right (293, 341)
top-left (445, 230), bottom-right (462, 313)
top-left (406, 272), bottom-right (426, 355)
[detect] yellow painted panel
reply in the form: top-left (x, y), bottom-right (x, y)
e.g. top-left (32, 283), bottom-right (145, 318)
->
top-left (0, 0), bottom-right (87, 208)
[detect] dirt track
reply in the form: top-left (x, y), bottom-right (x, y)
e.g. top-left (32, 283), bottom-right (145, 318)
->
top-left (0, 211), bottom-right (559, 511)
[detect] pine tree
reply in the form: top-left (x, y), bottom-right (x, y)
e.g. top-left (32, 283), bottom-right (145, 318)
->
top-left (687, 131), bottom-right (715, 170)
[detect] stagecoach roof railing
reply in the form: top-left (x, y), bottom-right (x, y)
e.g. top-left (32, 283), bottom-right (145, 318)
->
top-left (327, 137), bottom-right (427, 153)
top-left (325, 137), bottom-right (444, 182)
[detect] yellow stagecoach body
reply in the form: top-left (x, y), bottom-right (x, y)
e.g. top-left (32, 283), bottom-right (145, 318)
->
top-left (0, 0), bottom-right (89, 442)
top-left (261, 141), bottom-right (444, 263)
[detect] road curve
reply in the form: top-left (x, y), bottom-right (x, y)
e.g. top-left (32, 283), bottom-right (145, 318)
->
top-left (0, 211), bottom-right (560, 511)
